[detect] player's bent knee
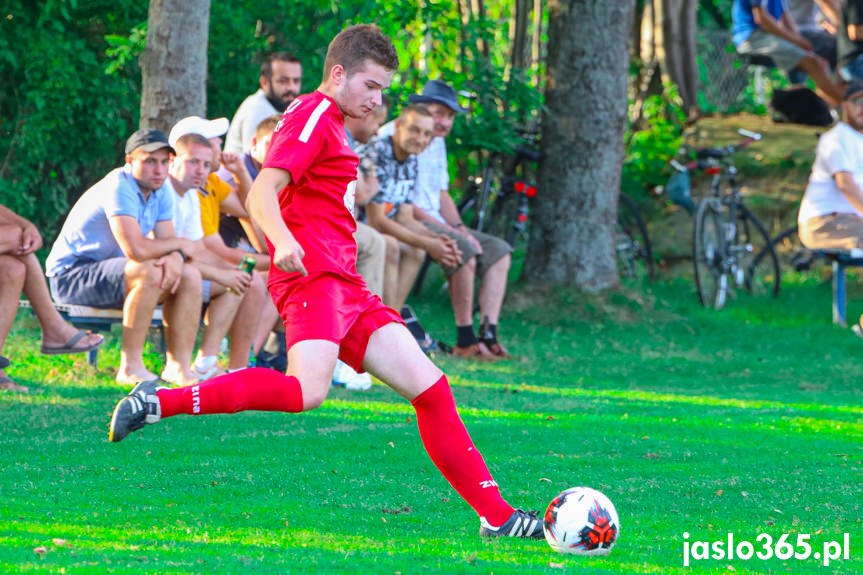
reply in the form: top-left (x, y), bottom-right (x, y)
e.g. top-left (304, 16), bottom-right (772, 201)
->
top-left (301, 387), bottom-right (329, 411)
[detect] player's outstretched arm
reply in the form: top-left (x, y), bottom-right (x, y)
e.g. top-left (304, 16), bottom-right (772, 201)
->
top-left (247, 167), bottom-right (307, 276)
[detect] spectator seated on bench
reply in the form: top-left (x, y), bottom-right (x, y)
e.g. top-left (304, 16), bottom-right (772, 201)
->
top-left (46, 129), bottom-right (204, 387)
top-left (790, 247), bottom-right (863, 326)
top-left (732, 0), bottom-right (843, 105)
top-left (377, 81), bottom-right (514, 360)
top-left (0, 205), bottom-right (104, 393)
top-left (798, 81), bottom-right (863, 334)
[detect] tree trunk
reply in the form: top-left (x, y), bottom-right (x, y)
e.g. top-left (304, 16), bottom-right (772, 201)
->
top-left (525, 0), bottom-right (635, 290)
top-left (651, 0), bottom-right (698, 115)
top-left (511, 0), bottom-right (532, 72)
top-left (532, 0), bottom-right (544, 90)
top-left (471, 0), bottom-right (490, 59)
top-left (139, 0), bottom-right (211, 132)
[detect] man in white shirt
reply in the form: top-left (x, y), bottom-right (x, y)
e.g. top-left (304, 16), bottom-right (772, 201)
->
top-left (378, 81), bottom-right (513, 359)
top-left (167, 133), bottom-right (255, 381)
top-left (799, 82), bottom-right (863, 332)
top-left (224, 53), bottom-right (302, 155)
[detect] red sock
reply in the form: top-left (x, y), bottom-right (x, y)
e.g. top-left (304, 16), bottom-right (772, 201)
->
top-left (411, 375), bottom-right (514, 526)
top-left (157, 368), bottom-right (303, 418)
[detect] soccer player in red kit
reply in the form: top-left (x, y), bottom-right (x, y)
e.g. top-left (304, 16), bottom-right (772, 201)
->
top-left (108, 24), bottom-right (542, 539)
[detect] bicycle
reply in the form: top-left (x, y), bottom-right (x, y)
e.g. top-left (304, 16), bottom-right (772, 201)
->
top-left (672, 128), bottom-right (781, 309)
top-left (457, 139), bottom-right (656, 281)
top-left (616, 192), bottom-right (656, 280)
top-left (456, 134), bottom-right (543, 250)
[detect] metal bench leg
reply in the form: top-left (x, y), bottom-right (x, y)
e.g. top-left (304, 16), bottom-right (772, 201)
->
top-left (833, 261), bottom-right (847, 326)
top-left (86, 348), bottom-right (99, 368)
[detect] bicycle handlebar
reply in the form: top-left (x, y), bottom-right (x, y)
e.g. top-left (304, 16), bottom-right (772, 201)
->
top-left (691, 129), bottom-right (762, 162)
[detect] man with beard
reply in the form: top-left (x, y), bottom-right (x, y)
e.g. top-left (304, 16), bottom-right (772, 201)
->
top-left (225, 52), bottom-right (303, 155)
top-left (799, 82), bottom-right (863, 336)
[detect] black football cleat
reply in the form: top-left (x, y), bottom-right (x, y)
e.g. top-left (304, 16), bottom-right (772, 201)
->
top-left (479, 509), bottom-right (544, 539)
top-left (109, 379), bottom-right (163, 443)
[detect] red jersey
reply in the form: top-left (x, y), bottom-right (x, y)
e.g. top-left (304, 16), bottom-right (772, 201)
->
top-left (263, 90), bottom-right (362, 286)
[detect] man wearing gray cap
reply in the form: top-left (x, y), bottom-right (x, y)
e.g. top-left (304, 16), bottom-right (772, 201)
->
top-left (379, 80), bottom-right (513, 359)
top-left (799, 82), bottom-right (863, 335)
top-left (46, 129), bottom-right (204, 386)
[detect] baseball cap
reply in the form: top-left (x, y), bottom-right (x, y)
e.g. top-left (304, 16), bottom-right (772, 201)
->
top-left (844, 82), bottom-right (863, 101)
top-left (168, 115), bottom-right (230, 147)
top-left (124, 129), bottom-right (174, 155)
top-left (408, 80), bottom-right (468, 114)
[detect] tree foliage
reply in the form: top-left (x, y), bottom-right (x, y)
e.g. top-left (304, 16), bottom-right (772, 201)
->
top-left (0, 0), bottom-right (542, 244)
top-left (0, 1), bottom-right (145, 237)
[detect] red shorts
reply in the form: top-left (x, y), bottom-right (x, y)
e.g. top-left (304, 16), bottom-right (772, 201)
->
top-left (269, 272), bottom-right (404, 372)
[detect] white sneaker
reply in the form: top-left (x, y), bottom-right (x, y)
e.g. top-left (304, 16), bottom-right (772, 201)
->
top-left (192, 354), bottom-right (222, 380)
top-left (332, 360), bottom-right (372, 391)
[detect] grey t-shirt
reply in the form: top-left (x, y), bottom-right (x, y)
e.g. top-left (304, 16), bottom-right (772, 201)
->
top-left (358, 135), bottom-right (418, 218)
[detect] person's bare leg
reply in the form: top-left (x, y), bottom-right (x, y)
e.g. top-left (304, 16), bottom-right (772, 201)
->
top-left (286, 339), bottom-right (340, 410)
top-left (160, 263), bottom-right (203, 386)
top-left (363, 322), bottom-right (442, 399)
top-left (196, 285), bottom-right (241, 359)
top-left (448, 257), bottom-right (476, 326)
top-left (393, 243), bottom-right (425, 312)
top-left (118, 261), bottom-right (167, 384)
top-left (477, 254), bottom-right (510, 326)
top-left (19, 253), bottom-right (102, 349)
top-left (798, 55), bottom-right (843, 106)
top-left (227, 271), bottom-right (266, 370)
top-left (382, 234), bottom-right (401, 308)
top-left (0, 254), bottom-right (25, 353)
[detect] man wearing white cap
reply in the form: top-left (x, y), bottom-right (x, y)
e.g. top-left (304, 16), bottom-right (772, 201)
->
top-left (169, 117), bottom-right (268, 376)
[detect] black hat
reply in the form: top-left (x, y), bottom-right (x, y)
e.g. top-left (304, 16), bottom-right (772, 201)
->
top-left (125, 129), bottom-right (175, 155)
top-left (844, 82), bottom-right (863, 101)
top-left (408, 80), bottom-right (468, 113)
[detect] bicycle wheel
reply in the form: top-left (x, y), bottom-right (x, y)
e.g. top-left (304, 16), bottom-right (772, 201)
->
top-left (692, 197), bottom-right (726, 309)
top-left (737, 205), bottom-right (781, 298)
top-left (616, 192), bottom-right (655, 280)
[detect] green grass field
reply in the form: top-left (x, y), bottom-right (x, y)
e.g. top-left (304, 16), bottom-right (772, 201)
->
top-left (1, 274), bottom-right (861, 574)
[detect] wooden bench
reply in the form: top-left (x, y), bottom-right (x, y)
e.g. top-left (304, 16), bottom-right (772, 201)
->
top-left (17, 301), bottom-right (164, 368)
top-left (805, 248), bottom-right (863, 326)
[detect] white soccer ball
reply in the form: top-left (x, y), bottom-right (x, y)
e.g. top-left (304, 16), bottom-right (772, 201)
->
top-left (542, 486), bottom-right (620, 555)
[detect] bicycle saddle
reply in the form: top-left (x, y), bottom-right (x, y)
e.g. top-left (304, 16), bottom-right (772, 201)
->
top-left (695, 147), bottom-right (730, 160)
top-left (515, 144), bottom-right (543, 162)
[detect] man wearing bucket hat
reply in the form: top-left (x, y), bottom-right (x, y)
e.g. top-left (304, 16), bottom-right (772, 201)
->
top-left (799, 81), bottom-right (863, 337)
top-left (379, 80), bottom-right (514, 359)
top-left (46, 129), bottom-right (204, 386)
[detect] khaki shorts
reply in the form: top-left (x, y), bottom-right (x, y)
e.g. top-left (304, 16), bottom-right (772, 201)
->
top-left (421, 220), bottom-right (512, 277)
top-left (799, 213), bottom-right (863, 250)
top-left (737, 29), bottom-right (809, 73)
